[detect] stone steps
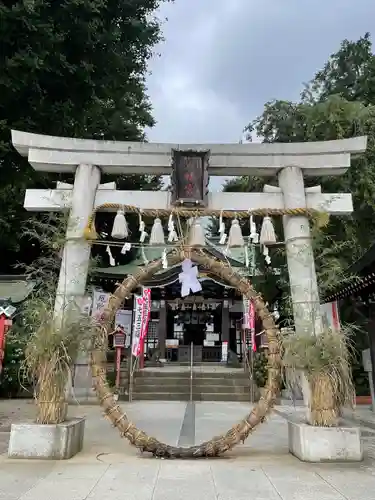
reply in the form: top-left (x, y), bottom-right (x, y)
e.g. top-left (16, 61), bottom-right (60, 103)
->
top-left (130, 392), bottom-right (252, 402)
top-left (118, 368), bottom-right (256, 402)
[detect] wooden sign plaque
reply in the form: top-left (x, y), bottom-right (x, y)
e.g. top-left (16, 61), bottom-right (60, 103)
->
top-left (171, 150), bottom-right (209, 207)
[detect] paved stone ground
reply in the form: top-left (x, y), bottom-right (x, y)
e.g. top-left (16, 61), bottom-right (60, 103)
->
top-left (1, 400), bottom-right (375, 499)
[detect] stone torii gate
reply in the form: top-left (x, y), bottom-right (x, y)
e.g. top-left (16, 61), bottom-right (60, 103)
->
top-left (11, 130), bottom-right (366, 398)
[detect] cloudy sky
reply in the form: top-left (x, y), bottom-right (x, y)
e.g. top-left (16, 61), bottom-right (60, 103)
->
top-left (146, 0), bottom-right (375, 190)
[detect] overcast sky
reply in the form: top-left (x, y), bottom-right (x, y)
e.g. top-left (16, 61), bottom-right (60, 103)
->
top-left (146, 0), bottom-right (375, 190)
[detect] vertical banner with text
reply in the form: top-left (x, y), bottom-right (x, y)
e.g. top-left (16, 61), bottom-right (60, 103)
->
top-left (91, 291), bottom-right (111, 320)
top-left (132, 295), bottom-right (144, 357)
top-left (243, 297), bottom-right (256, 352)
top-left (139, 288), bottom-right (151, 355)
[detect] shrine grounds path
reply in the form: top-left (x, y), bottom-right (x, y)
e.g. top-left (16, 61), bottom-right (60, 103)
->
top-left (1, 400), bottom-right (375, 500)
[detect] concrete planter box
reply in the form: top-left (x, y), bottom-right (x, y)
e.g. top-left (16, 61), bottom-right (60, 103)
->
top-left (8, 418), bottom-right (85, 460)
top-left (288, 419), bottom-right (363, 462)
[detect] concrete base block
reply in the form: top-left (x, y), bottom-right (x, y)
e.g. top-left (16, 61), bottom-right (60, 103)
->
top-left (288, 419), bottom-right (363, 462)
top-left (8, 418), bottom-right (85, 460)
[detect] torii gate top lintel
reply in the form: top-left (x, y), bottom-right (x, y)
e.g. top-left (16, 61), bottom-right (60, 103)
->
top-left (11, 130), bottom-right (367, 177)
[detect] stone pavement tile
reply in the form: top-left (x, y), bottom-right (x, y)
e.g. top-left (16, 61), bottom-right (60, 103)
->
top-left (211, 461), bottom-right (280, 500)
top-left (18, 477), bottom-right (102, 500)
top-left (316, 467), bottom-right (375, 500)
top-left (262, 465), bottom-right (346, 500)
top-left (0, 463), bottom-right (54, 500)
top-left (87, 460), bottom-right (160, 500)
top-left (123, 402), bottom-right (186, 447)
top-left (45, 463), bottom-right (109, 480)
top-left (152, 461), bottom-right (216, 500)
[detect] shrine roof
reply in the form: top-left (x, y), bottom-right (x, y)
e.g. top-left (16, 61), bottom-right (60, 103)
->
top-left (324, 242), bottom-right (375, 303)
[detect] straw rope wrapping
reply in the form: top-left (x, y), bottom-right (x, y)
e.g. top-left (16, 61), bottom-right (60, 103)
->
top-left (91, 249), bottom-right (282, 458)
top-left (84, 202), bottom-right (323, 239)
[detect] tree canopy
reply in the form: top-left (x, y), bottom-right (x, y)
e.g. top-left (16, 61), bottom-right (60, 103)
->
top-left (0, 0), bottom-right (168, 271)
top-left (226, 33), bottom-right (375, 279)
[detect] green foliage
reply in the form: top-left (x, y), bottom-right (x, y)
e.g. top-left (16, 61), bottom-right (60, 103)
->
top-left (0, 329), bottom-right (27, 398)
top-left (224, 34), bottom-right (375, 312)
top-left (241, 35), bottom-right (375, 268)
top-left (252, 351), bottom-right (268, 388)
top-left (0, 0), bottom-right (168, 270)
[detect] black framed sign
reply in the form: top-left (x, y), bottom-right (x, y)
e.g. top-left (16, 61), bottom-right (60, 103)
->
top-left (171, 149), bottom-right (209, 207)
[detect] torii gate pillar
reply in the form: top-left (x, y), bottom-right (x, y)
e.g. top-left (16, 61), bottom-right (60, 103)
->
top-left (278, 167), bottom-right (322, 336)
top-left (55, 164), bottom-right (101, 317)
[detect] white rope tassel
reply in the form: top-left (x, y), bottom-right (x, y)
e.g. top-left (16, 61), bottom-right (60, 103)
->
top-left (263, 245), bottom-right (271, 265)
top-left (138, 212), bottom-right (148, 243)
top-left (150, 217), bottom-right (165, 245)
top-left (227, 218), bottom-right (244, 248)
top-left (167, 214), bottom-right (178, 242)
top-left (111, 208), bottom-right (128, 239)
top-left (260, 216), bottom-right (276, 245)
top-left (162, 248), bottom-right (168, 269)
top-left (106, 245), bottom-right (116, 266)
top-left (188, 218), bottom-right (206, 247)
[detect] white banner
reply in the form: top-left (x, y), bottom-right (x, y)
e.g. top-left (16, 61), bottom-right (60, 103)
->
top-left (91, 291), bottom-right (111, 320)
top-left (115, 309), bottom-right (132, 347)
top-left (221, 341), bottom-right (228, 362)
top-left (242, 297), bottom-right (250, 329)
top-left (132, 295), bottom-right (144, 357)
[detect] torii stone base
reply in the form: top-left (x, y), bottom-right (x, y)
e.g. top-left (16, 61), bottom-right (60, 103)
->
top-left (288, 419), bottom-right (363, 462)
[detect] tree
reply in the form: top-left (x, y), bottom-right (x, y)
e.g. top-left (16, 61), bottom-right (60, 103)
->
top-left (0, 0), bottom-right (168, 271)
top-left (227, 34), bottom-right (375, 274)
